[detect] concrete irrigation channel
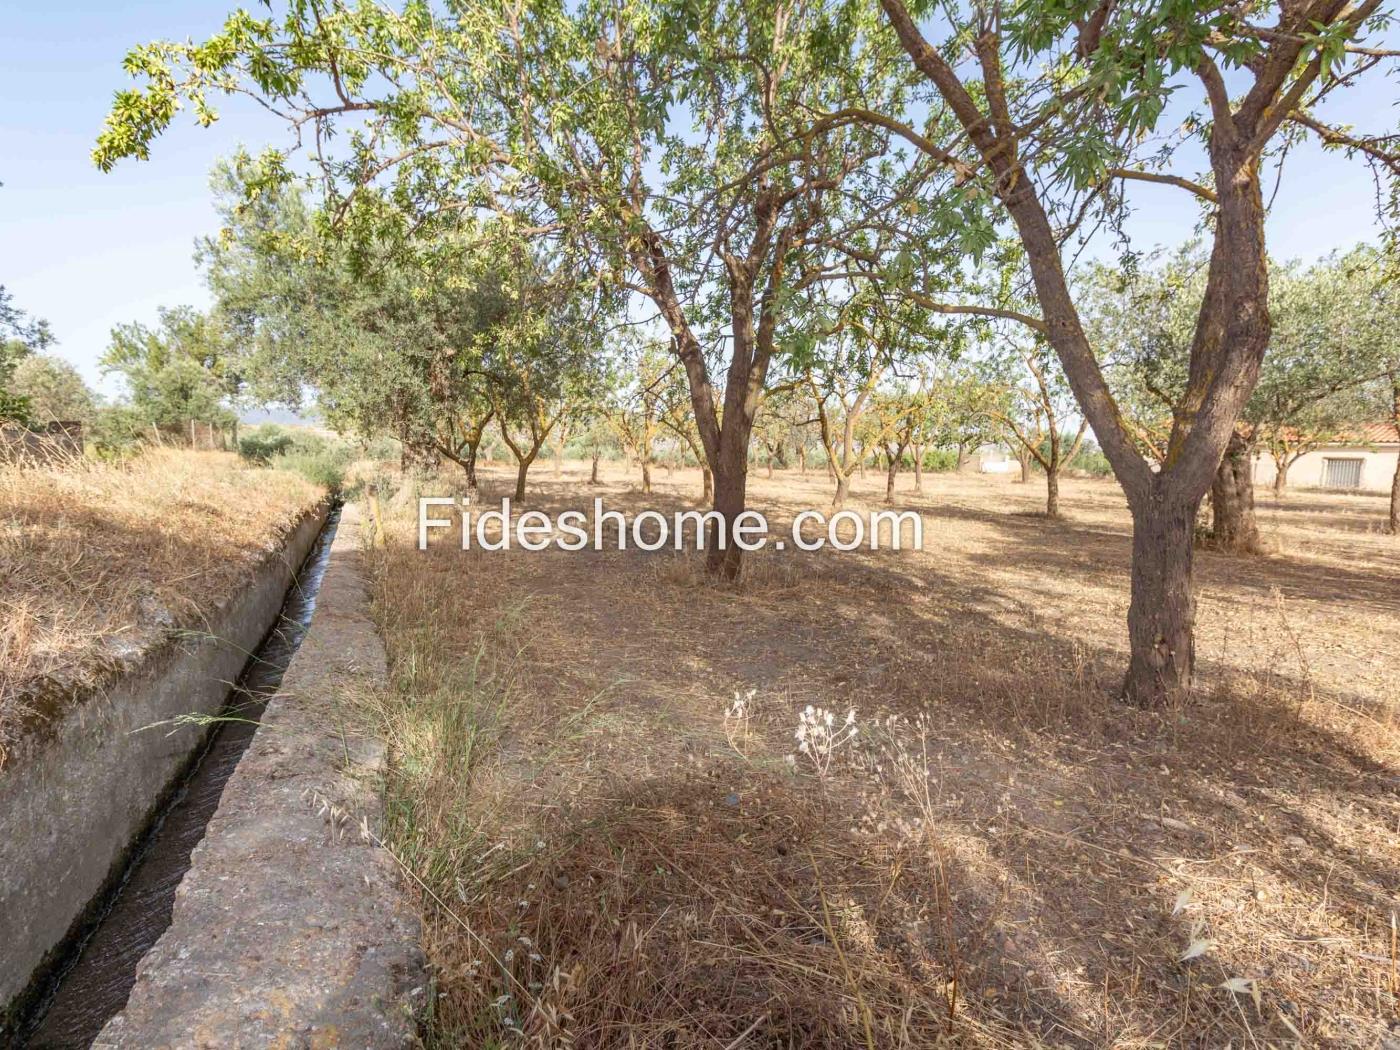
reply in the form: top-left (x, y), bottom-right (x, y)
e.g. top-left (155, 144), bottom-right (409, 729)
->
top-left (1, 501), bottom-right (422, 1048)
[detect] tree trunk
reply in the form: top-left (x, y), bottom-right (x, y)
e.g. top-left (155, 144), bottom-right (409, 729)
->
top-left (641, 457), bottom-right (652, 494)
top-left (1389, 453), bottom-right (1399, 535)
top-left (514, 454), bottom-right (534, 502)
top-left (463, 443), bottom-right (481, 503)
top-left (1210, 432), bottom-right (1260, 553)
top-left (797, 445), bottom-right (807, 474)
top-left (1389, 379), bottom-right (1399, 535)
top-left (885, 456), bottom-right (898, 503)
top-left (833, 472), bottom-right (850, 510)
top-left (1273, 456), bottom-right (1288, 497)
top-left (1045, 468), bottom-right (1059, 517)
top-left (1019, 448), bottom-right (1032, 484)
top-left (553, 424), bottom-right (568, 476)
top-left (590, 445), bottom-right (600, 485)
top-left (705, 459), bottom-right (748, 580)
top-left (702, 464), bottom-right (713, 502)
top-left (912, 444), bottom-right (924, 493)
top-left (1122, 494), bottom-right (1199, 706)
top-left (703, 411), bottom-right (756, 580)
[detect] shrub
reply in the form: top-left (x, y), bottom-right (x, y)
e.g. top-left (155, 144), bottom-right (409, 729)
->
top-left (922, 448), bottom-right (960, 473)
top-left (1069, 447), bottom-right (1113, 477)
top-left (238, 425), bottom-right (294, 464)
top-left (270, 431), bottom-right (355, 493)
top-left (360, 434), bottom-right (403, 462)
top-left (0, 390), bottom-right (34, 427)
top-left (273, 449), bottom-right (346, 491)
top-left (89, 405), bottom-right (148, 460)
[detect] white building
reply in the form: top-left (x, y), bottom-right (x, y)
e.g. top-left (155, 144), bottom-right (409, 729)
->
top-left (1251, 423), bottom-right (1399, 492)
top-left (971, 443), bottom-right (1020, 474)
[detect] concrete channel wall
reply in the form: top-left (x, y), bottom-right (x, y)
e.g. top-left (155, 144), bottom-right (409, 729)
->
top-left (0, 501), bottom-right (330, 1020)
top-left (96, 501), bottom-right (424, 1048)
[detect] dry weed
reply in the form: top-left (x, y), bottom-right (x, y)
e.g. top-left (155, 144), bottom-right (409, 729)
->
top-left (359, 462), bottom-right (1400, 1048)
top-left (0, 449), bottom-right (322, 755)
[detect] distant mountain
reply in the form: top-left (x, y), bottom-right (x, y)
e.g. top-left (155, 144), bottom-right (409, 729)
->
top-left (240, 406), bottom-right (319, 426)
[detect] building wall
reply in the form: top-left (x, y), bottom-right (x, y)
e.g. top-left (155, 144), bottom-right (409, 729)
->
top-left (1252, 446), bottom-right (1399, 493)
top-left (972, 444), bottom-right (1020, 474)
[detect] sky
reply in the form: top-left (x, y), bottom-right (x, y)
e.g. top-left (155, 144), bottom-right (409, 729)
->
top-left (3, 1), bottom-right (1398, 402)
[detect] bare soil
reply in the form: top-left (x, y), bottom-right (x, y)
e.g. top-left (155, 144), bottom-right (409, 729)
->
top-left (366, 461), bottom-right (1400, 1048)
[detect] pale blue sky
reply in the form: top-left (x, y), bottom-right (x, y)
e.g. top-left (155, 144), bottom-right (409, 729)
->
top-left (2, 2), bottom-right (1397, 400)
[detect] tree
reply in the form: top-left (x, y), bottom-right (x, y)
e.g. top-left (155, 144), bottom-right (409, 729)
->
top-left (803, 280), bottom-right (955, 507)
top-left (658, 371), bottom-right (714, 501)
top-left (604, 337), bottom-right (670, 494)
top-left (10, 355), bottom-right (97, 423)
top-left (102, 307), bottom-right (239, 432)
top-left (985, 333), bottom-right (1087, 517)
top-left (1368, 372), bottom-right (1400, 534)
top-left (870, 389), bottom-right (917, 501)
top-left (488, 249), bottom-right (610, 503)
top-left (1090, 247), bottom-right (1387, 545)
top-left (202, 170), bottom-right (513, 496)
top-left (870, 0), bottom-right (1400, 703)
top-left (1253, 253), bottom-right (1391, 496)
top-left (1, 286), bottom-right (57, 425)
top-left (1346, 246), bottom-right (1400, 534)
top-left (92, 0), bottom-right (934, 580)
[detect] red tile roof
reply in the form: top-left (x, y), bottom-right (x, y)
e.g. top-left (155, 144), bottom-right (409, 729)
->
top-left (1250, 421), bottom-right (1399, 445)
top-left (1331, 421), bottom-right (1400, 445)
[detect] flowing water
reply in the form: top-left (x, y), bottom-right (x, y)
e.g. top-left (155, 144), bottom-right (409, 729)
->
top-left (15, 505), bottom-right (342, 1049)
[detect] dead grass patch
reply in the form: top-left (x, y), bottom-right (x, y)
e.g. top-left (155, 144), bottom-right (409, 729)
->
top-left (363, 462), bottom-right (1400, 1048)
top-left (0, 449), bottom-right (322, 756)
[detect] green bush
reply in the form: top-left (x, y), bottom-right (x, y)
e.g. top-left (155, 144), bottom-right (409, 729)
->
top-left (238, 425), bottom-right (355, 492)
top-left (89, 405), bottom-right (148, 460)
top-left (360, 434), bottom-right (403, 462)
top-left (922, 448), bottom-right (960, 473)
top-left (273, 448), bottom-right (347, 491)
top-left (0, 390), bottom-right (34, 427)
top-left (272, 431), bottom-right (354, 492)
top-left (238, 425), bottom-right (294, 464)
top-left (1069, 447), bottom-right (1113, 477)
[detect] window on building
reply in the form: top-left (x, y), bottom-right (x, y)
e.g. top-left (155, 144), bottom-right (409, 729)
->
top-left (1322, 457), bottom-right (1363, 490)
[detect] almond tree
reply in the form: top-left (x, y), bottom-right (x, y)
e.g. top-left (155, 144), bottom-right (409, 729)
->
top-left (870, 389), bottom-right (917, 501)
top-left (986, 333), bottom-right (1089, 517)
top-left (863, 0), bottom-right (1399, 700)
top-left (488, 252), bottom-right (608, 503)
top-left (806, 312), bottom-right (904, 508)
top-left (202, 171), bottom-right (514, 494)
top-left (1254, 252), bottom-right (1392, 495)
top-left (1375, 371), bottom-right (1400, 533)
top-left (1347, 245), bottom-right (1400, 532)
top-left (94, 0), bottom-right (927, 580)
top-left (658, 372), bottom-right (714, 501)
top-left (604, 337), bottom-right (670, 493)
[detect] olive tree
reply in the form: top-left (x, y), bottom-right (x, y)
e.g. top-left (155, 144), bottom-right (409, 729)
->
top-left (868, 0), bottom-right (1400, 702)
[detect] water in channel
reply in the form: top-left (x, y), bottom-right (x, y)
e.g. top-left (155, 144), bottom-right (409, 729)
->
top-left (15, 504), bottom-right (342, 1049)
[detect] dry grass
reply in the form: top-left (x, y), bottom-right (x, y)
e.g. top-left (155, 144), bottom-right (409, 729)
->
top-left (0, 449), bottom-right (323, 756)
top-left (362, 460), bottom-right (1400, 1048)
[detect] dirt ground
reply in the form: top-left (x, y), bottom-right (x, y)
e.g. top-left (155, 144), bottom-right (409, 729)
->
top-left (364, 460), bottom-right (1400, 1048)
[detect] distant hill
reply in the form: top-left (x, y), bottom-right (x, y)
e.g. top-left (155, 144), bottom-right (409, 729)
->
top-left (240, 406), bottom-right (319, 426)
